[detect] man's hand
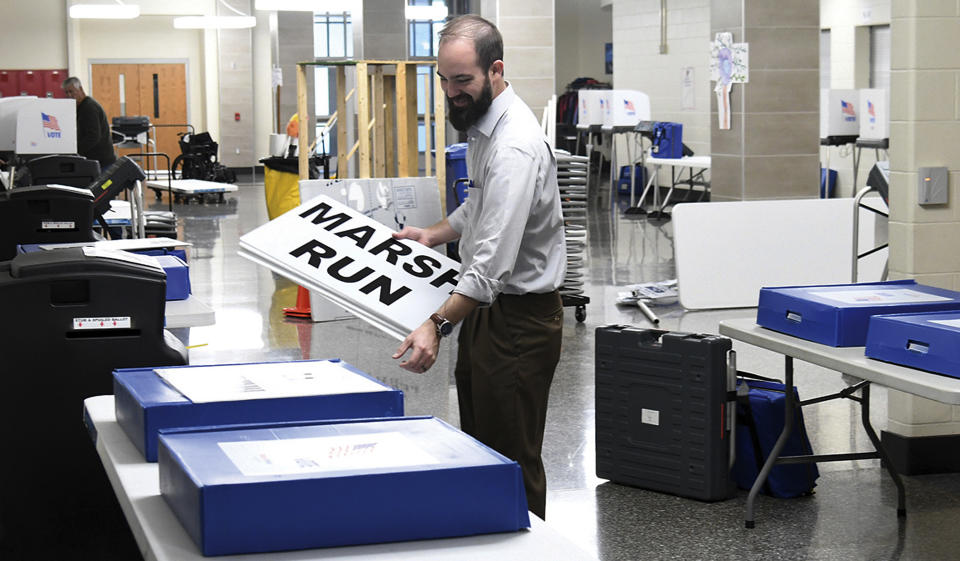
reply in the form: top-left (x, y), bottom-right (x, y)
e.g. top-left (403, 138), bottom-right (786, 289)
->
top-left (392, 320), bottom-right (440, 373)
top-left (392, 226), bottom-right (431, 247)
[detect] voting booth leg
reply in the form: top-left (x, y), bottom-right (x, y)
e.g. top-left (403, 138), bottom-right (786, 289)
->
top-left (283, 285), bottom-right (312, 319)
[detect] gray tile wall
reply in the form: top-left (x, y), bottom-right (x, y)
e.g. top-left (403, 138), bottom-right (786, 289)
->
top-left (218, 18), bottom-right (255, 168)
top-left (709, 0), bottom-right (820, 200)
top-left (278, 11), bottom-right (314, 145)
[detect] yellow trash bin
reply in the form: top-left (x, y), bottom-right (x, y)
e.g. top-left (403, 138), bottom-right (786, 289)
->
top-left (263, 165), bottom-right (301, 220)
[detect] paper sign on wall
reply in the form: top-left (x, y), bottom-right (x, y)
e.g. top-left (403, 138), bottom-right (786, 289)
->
top-left (238, 194), bottom-right (461, 340)
top-left (709, 32), bottom-right (749, 130)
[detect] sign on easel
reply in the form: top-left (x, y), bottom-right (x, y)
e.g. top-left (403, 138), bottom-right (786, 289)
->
top-left (239, 195), bottom-right (460, 340)
top-left (709, 32), bottom-right (749, 130)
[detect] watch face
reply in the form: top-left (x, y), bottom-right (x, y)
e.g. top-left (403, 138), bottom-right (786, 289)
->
top-left (439, 321), bottom-right (453, 337)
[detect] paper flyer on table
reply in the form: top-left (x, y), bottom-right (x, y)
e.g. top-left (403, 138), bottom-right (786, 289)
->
top-left (218, 432), bottom-right (440, 477)
top-left (155, 361), bottom-right (388, 404)
top-left (238, 194), bottom-right (461, 340)
top-left (811, 288), bottom-right (952, 305)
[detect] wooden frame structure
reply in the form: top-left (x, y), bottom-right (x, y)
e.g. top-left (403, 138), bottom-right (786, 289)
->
top-left (296, 60), bottom-right (447, 210)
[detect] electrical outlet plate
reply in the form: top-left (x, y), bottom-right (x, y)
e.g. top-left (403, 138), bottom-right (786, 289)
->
top-left (918, 166), bottom-right (948, 205)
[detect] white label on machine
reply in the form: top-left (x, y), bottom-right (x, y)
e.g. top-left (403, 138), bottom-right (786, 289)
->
top-left (155, 361), bottom-right (388, 403)
top-left (41, 221), bottom-right (75, 230)
top-left (812, 288), bottom-right (952, 305)
top-left (218, 432), bottom-right (439, 477)
top-left (641, 408), bottom-right (660, 426)
top-left (73, 316), bottom-right (131, 330)
top-left (392, 184), bottom-right (417, 209)
top-left (930, 318), bottom-right (960, 329)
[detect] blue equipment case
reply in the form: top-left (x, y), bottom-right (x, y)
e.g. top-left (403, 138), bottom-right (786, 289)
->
top-left (651, 122), bottom-right (684, 158)
top-left (595, 326), bottom-right (736, 501)
top-left (152, 254), bottom-right (190, 300)
top-left (756, 280), bottom-right (960, 347)
top-left (866, 311), bottom-right (960, 378)
top-left (114, 359), bottom-right (404, 462)
top-left (733, 377), bottom-right (819, 497)
top-left (158, 417), bottom-right (530, 556)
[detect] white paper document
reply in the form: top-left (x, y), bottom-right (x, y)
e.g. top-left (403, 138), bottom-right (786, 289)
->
top-left (219, 431), bottom-right (440, 477)
top-left (930, 318), bottom-right (960, 329)
top-left (812, 288), bottom-right (952, 305)
top-left (155, 361), bottom-right (388, 404)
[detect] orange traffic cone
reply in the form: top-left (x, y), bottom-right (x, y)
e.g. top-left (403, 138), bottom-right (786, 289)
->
top-left (283, 285), bottom-right (312, 319)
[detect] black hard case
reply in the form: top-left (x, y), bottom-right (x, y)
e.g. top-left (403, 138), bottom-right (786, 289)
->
top-left (595, 326), bottom-right (736, 501)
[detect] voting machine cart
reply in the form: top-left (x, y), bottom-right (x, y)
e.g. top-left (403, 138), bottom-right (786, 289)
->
top-left (595, 326), bottom-right (737, 501)
top-left (0, 248), bottom-right (186, 558)
top-left (0, 184), bottom-right (98, 260)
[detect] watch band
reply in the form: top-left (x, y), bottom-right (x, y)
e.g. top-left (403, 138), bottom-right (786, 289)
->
top-left (430, 312), bottom-right (453, 337)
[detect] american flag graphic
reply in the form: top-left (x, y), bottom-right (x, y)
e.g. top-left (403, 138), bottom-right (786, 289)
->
top-left (841, 100), bottom-right (856, 116)
top-left (41, 113), bottom-right (60, 131)
top-left (868, 101), bottom-right (875, 117)
top-left (624, 100), bottom-right (635, 112)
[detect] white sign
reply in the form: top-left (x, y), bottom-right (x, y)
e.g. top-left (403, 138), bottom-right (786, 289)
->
top-left (239, 195), bottom-right (461, 340)
top-left (641, 408), bottom-right (660, 426)
top-left (931, 318), bottom-right (960, 329)
top-left (812, 288), bottom-right (953, 305)
top-left (218, 432), bottom-right (440, 477)
top-left (155, 360), bottom-right (389, 404)
top-left (73, 316), bottom-right (131, 330)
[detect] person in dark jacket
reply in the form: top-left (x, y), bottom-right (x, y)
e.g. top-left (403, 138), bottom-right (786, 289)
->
top-left (62, 76), bottom-right (116, 169)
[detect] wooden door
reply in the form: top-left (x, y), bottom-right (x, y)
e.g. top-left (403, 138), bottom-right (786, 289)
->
top-left (91, 63), bottom-right (188, 172)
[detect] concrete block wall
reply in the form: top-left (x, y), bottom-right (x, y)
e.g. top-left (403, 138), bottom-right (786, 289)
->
top-left (885, 0), bottom-right (960, 440)
top-left (497, 0), bottom-right (555, 124)
top-left (710, 0), bottom-right (820, 200)
top-left (612, 0), bottom-right (711, 158)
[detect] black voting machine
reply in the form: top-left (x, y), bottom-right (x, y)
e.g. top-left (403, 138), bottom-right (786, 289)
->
top-left (0, 156), bottom-right (188, 559)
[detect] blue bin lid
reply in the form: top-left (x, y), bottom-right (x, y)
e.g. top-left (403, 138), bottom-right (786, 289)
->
top-left (445, 142), bottom-right (468, 160)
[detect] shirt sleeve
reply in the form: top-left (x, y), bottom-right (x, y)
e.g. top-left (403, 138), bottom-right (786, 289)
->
top-left (453, 144), bottom-right (541, 305)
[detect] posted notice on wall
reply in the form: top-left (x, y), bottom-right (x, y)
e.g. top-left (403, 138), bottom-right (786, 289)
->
top-left (218, 432), bottom-right (440, 477)
top-left (238, 194), bottom-right (461, 340)
top-left (812, 288), bottom-right (953, 305)
top-left (155, 360), bottom-right (388, 404)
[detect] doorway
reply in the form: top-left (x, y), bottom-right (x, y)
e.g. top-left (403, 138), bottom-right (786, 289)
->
top-left (90, 62), bottom-right (189, 172)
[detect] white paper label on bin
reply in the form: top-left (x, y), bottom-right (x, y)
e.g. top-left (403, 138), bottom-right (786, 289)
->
top-left (218, 431), bottom-right (439, 477)
top-left (155, 361), bottom-right (388, 403)
top-left (641, 408), bottom-right (660, 426)
top-left (41, 221), bottom-right (74, 230)
top-left (73, 316), bottom-right (131, 330)
top-left (811, 288), bottom-right (952, 305)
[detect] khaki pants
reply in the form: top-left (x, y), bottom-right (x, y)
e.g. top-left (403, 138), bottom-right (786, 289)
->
top-left (455, 290), bottom-right (563, 519)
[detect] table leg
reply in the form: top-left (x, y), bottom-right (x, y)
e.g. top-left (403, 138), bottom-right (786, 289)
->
top-left (859, 383), bottom-right (907, 517)
top-left (745, 355), bottom-right (797, 528)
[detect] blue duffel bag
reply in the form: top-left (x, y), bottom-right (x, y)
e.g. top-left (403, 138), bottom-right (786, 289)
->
top-left (733, 373), bottom-right (819, 498)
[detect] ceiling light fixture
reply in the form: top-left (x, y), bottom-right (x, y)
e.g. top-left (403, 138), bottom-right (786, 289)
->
top-left (254, 0), bottom-right (355, 13)
top-left (405, 2), bottom-right (448, 21)
top-left (173, 15), bottom-right (257, 29)
top-left (69, 3), bottom-right (140, 19)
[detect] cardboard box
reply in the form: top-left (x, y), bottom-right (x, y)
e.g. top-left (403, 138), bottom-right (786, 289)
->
top-left (866, 311), bottom-right (960, 378)
top-left (152, 254), bottom-right (190, 301)
top-left (820, 89), bottom-right (860, 138)
top-left (858, 88), bottom-right (890, 140)
top-left (114, 359), bottom-right (404, 461)
top-left (158, 417), bottom-right (530, 556)
top-left (757, 280), bottom-right (960, 346)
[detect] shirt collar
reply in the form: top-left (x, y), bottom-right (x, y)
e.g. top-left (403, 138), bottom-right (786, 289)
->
top-left (471, 83), bottom-right (514, 138)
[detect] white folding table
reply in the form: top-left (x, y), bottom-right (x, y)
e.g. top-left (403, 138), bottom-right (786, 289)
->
top-left (145, 179), bottom-right (238, 204)
top-left (719, 318), bottom-right (960, 528)
top-left (626, 155), bottom-right (711, 218)
top-left (83, 395), bottom-right (597, 561)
